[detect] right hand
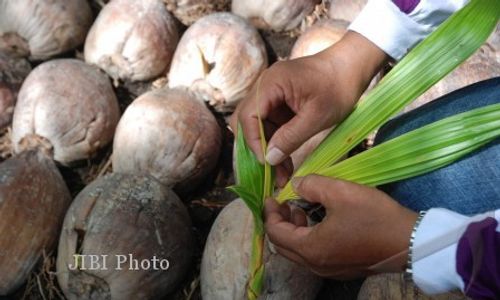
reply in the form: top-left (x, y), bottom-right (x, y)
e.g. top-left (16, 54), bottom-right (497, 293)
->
top-left (231, 31), bottom-right (388, 186)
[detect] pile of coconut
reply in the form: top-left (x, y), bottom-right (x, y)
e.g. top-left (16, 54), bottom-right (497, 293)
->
top-left (0, 0), bottom-right (498, 299)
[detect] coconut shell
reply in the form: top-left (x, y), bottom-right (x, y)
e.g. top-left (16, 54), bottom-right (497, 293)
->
top-left (357, 273), bottom-right (468, 300)
top-left (165, 0), bottom-right (231, 26)
top-left (290, 19), bottom-right (347, 59)
top-left (0, 52), bottom-right (31, 129)
top-left (56, 173), bottom-right (194, 300)
top-left (85, 0), bottom-right (179, 82)
top-left (404, 43), bottom-right (500, 113)
top-left (231, 0), bottom-right (320, 32)
top-left (0, 0), bottom-right (92, 60)
top-left (201, 199), bottom-right (323, 300)
top-left (168, 12), bottom-right (267, 113)
top-left (112, 88), bottom-right (221, 193)
top-left (11, 59), bottom-right (120, 166)
top-left (328, 0), bottom-right (367, 23)
top-left (0, 150), bottom-right (71, 295)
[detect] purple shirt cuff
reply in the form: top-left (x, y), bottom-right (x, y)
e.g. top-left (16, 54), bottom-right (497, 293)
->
top-left (457, 217), bottom-right (500, 299)
top-left (392, 0), bottom-right (420, 14)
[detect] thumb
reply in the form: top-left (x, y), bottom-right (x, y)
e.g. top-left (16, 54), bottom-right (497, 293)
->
top-left (266, 103), bottom-right (328, 166)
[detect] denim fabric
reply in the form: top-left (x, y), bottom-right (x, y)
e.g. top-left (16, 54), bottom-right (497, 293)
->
top-left (375, 77), bottom-right (500, 215)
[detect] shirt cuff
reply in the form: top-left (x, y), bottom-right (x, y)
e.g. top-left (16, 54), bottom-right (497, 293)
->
top-left (348, 0), bottom-right (430, 60)
top-left (412, 208), bottom-right (467, 294)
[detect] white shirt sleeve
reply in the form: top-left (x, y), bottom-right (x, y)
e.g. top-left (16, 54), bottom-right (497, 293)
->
top-left (411, 208), bottom-right (499, 294)
top-left (348, 0), bottom-right (469, 60)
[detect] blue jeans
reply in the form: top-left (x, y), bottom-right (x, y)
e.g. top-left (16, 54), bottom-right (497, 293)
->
top-left (375, 77), bottom-right (500, 215)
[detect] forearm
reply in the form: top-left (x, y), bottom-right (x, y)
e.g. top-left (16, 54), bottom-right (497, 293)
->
top-left (412, 208), bottom-right (500, 297)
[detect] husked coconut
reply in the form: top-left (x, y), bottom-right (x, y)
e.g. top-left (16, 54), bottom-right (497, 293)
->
top-left (85, 0), bottom-right (179, 81)
top-left (328, 0), bottom-right (367, 23)
top-left (231, 0), bottom-right (320, 31)
top-left (11, 59), bottom-right (120, 165)
top-left (0, 52), bottom-right (31, 129)
top-left (168, 13), bottom-right (267, 112)
top-left (0, 0), bottom-right (92, 60)
top-left (404, 44), bottom-right (500, 113)
top-left (201, 199), bottom-right (323, 300)
top-left (290, 19), bottom-right (347, 59)
top-left (57, 173), bottom-right (194, 300)
top-left (0, 150), bottom-right (71, 295)
top-left (165, 0), bottom-right (231, 26)
top-left (112, 88), bottom-right (221, 192)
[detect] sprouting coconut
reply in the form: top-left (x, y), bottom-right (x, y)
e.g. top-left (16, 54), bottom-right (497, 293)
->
top-left (112, 88), bottom-right (221, 193)
top-left (57, 173), bottom-right (194, 300)
top-left (231, 0), bottom-right (320, 31)
top-left (328, 0), bottom-right (367, 23)
top-left (168, 13), bottom-right (267, 113)
top-left (0, 0), bottom-right (92, 60)
top-left (0, 149), bottom-right (71, 295)
top-left (0, 52), bottom-right (31, 130)
top-left (164, 0), bottom-right (231, 26)
top-left (201, 199), bottom-right (323, 300)
top-left (11, 59), bottom-right (120, 165)
top-left (84, 0), bottom-right (179, 82)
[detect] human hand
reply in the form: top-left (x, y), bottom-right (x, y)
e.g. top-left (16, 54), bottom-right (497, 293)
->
top-left (231, 31), bottom-right (388, 186)
top-left (264, 175), bottom-right (417, 279)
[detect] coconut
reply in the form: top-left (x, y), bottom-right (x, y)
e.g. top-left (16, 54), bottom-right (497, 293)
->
top-left (357, 273), bottom-right (468, 300)
top-left (57, 173), bottom-right (194, 300)
top-left (0, 0), bottom-right (92, 60)
top-left (0, 150), bottom-right (71, 295)
top-left (404, 44), bottom-right (500, 113)
top-left (85, 0), bottom-right (179, 82)
top-left (201, 199), bottom-right (323, 300)
top-left (0, 52), bottom-right (31, 129)
top-left (328, 0), bottom-right (367, 23)
top-left (11, 59), bottom-right (120, 166)
top-left (112, 88), bottom-right (221, 193)
top-left (231, 0), bottom-right (320, 31)
top-left (290, 19), bottom-right (347, 59)
top-left (168, 13), bottom-right (267, 113)
top-left (164, 0), bottom-right (231, 26)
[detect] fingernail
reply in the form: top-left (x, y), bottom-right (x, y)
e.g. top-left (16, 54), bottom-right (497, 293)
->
top-left (291, 177), bottom-right (304, 192)
top-left (265, 147), bottom-right (285, 166)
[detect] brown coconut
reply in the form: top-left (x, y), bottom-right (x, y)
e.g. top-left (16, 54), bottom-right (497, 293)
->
top-left (11, 59), bottom-right (120, 166)
top-left (57, 173), bottom-right (194, 300)
top-left (85, 0), bottom-right (179, 82)
top-left (357, 273), bottom-right (468, 300)
top-left (164, 0), bottom-right (231, 26)
top-left (404, 44), bottom-right (500, 113)
top-left (168, 12), bottom-right (267, 113)
top-left (0, 52), bottom-right (31, 129)
top-left (201, 199), bottom-right (323, 300)
top-left (112, 88), bottom-right (221, 193)
top-left (0, 150), bottom-right (71, 295)
top-left (231, 0), bottom-right (320, 32)
top-left (328, 0), bottom-right (367, 23)
top-left (0, 0), bottom-right (92, 60)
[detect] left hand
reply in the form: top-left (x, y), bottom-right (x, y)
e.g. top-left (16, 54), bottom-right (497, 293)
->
top-left (264, 175), bottom-right (418, 279)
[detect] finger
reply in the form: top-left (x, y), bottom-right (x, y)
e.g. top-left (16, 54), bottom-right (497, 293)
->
top-left (266, 102), bottom-right (330, 166)
top-left (273, 244), bottom-right (307, 266)
top-left (264, 198), bottom-right (311, 251)
top-left (275, 158), bottom-right (293, 188)
top-left (290, 206), bottom-right (307, 226)
top-left (291, 175), bottom-right (337, 207)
